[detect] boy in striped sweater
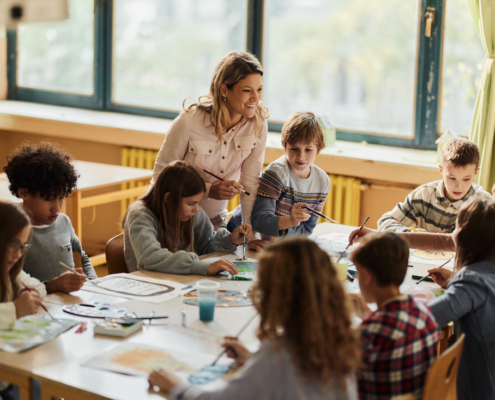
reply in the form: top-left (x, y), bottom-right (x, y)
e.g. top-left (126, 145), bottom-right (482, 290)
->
top-left (378, 138), bottom-right (492, 233)
top-left (250, 112), bottom-right (330, 238)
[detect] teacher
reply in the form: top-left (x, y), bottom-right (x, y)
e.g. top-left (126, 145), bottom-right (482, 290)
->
top-left (151, 51), bottom-right (269, 232)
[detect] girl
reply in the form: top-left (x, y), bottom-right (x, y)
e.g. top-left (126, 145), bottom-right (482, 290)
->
top-left (123, 161), bottom-right (253, 275)
top-left (148, 237), bottom-right (360, 400)
top-left (427, 198), bottom-right (495, 399)
top-left (0, 200), bottom-right (45, 331)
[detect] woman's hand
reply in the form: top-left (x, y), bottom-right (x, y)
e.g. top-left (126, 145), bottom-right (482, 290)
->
top-left (248, 239), bottom-right (269, 252)
top-left (209, 181), bottom-right (244, 200)
top-left (427, 268), bottom-right (453, 289)
top-left (149, 368), bottom-right (181, 394)
top-left (14, 290), bottom-right (42, 318)
top-left (347, 293), bottom-right (372, 319)
top-left (229, 224), bottom-right (254, 245)
top-left (222, 337), bottom-right (252, 366)
top-left (348, 226), bottom-right (375, 243)
top-left (208, 259), bottom-right (239, 276)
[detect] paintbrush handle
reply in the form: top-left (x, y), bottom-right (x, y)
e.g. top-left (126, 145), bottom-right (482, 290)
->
top-left (415, 259), bottom-right (451, 285)
top-left (203, 170), bottom-right (250, 196)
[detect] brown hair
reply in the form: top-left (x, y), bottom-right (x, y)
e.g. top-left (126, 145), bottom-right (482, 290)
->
top-left (281, 112), bottom-right (325, 152)
top-left (351, 232), bottom-right (409, 287)
top-left (441, 138), bottom-right (480, 169)
top-left (0, 201), bottom-right (32, 303)
top-left (122, 161), bottom-right (206, 253)
top-left (184, 51), bottom-right (269, 139)
top-left (253, 237), bottom-right (360, 388)
top-left (454, 198), bottom-right (495, 271)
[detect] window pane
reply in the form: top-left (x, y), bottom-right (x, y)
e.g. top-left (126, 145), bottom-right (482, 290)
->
top-left (263, 0), bottom-right (418, 137)
top-left (440, 0), bottom-right (484, 137)
top-left (113, 0), bottom-right (248, 110)
top-left (17, 0), bottom-right (94, 95)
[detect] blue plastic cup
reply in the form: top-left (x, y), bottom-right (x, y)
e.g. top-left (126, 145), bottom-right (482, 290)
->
top-left (195, 280), bottom-right (220, 322)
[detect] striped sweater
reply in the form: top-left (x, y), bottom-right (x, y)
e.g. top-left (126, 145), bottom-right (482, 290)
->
top-left (251, 156), bottom-right (330, 237)
top-left (378, 180), bottom-right (492, 233)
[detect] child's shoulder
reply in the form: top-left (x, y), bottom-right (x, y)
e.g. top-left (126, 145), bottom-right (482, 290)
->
top-left (262, 156), bottom-right (290, 180)
top-left (408, 180), bottom-right (441, 200)
top-left (469, 183), bottom-right (493, 200)
top-left (309, 164), bottom-right (330, 185)
top-left (126, 202), bottom-right (156, 224)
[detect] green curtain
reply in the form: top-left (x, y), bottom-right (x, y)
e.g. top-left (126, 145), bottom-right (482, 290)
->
top-left (468, 0), bottom-right (495, 192)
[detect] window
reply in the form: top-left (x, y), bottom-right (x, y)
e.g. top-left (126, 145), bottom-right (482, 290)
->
top-left (7, 0), bottom-right (479, 150)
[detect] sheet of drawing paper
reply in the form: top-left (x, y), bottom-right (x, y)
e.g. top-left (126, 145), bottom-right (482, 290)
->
top-left (313, 233), bottom-right (359, 257)
top-left (409, 249), bottom-right (456, 267)
top-left (81, 273), bottom-right (186, 303)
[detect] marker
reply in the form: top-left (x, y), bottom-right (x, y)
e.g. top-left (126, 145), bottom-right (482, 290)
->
top-left (181, 285), bottom-right (193, 291)
top-left (181, 309), bottom-right (187, 327)
top-left (221, 275), bottom-right (253, 281)
top-left (203, 169), bottom-right (250, 195)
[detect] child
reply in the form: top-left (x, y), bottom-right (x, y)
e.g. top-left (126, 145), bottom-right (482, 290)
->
top-left (350, 232), bottom-right (439, 400)
top-left (378, 138), bottom-right (491, 233)
top-left (123, 161), bottom-right (252, 275)
top-left (148, 237), bottom-right (360, 399)
top-left (427, 198), bottom-right (495, 399)
top-left (249, 112), bottom-right (330, 238)
top-left (3, 143), bottom-right (96, 294)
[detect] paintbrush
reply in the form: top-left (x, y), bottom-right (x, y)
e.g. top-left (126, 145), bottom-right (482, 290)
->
top-left (416, 259), bottom-right (451, 284)
top-left (242, 213), bottom-right (246, 261)
top-left (336, 216), bottom-right (370, 265)
top-left (59, 261), bottom-right (93, 284)
top-left (211, 313), bottom-right (257, 366)
top-left (21, 283), bottom-right (56, 320)
top-left (203, 169), bottom-right (250, 195)
top-left (303, 207), bottom-right (338, 223)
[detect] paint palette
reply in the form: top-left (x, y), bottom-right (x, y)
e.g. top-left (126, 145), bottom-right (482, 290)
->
top-left (183, 290), bottom-right (252, 307)
top-left (63, 302), bottom-right (129, 319)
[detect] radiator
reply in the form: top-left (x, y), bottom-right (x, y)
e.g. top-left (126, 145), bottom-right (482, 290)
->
top-left (121, 148), bottom-right (361, 227)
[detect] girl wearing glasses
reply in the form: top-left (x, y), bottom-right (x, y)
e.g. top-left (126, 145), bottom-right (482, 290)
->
top-left (0, 201), bottom-right (45, 331)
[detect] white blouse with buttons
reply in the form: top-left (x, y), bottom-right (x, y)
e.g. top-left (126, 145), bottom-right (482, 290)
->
top-left (151, 108), bottom-right (268, 224)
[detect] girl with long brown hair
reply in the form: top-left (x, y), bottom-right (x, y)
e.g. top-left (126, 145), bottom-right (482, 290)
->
top-left (427, 198), bottom-right (495, 399)
top-left (150, 51), bottom-right (269, 247)
top-left (148, 237), bottom-right (360, 399)
top-left (0, 201), bottom-right (45, 330)
top-left (123, 161), bottom-right (252, 275)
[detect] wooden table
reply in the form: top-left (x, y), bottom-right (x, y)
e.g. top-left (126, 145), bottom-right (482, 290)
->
top-left (0, 223), bottom-right (446, 400)
top-left (0, 160), bottom-right (153, 266)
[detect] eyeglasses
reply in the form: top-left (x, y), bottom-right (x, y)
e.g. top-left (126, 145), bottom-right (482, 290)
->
top-left (7, 241), bottom-right (32, 255)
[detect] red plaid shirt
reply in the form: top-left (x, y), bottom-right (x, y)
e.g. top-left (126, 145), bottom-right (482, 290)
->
top-left (358, 295), bottom-right (439, 400)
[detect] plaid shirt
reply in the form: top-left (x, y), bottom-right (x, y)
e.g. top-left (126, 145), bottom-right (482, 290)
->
top-left (359, 295), bottom-right (439, 400)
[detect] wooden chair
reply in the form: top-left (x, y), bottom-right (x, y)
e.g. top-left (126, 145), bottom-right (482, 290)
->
top-left (105, 233), bottom-right (128, 274)
top-left (422, 333), bottom-right (466, 400)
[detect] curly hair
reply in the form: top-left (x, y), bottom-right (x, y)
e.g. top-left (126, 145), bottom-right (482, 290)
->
top-left (3, 142), bottom-right (78, 199)
top-left (253, 237), bottom-right (360, 389)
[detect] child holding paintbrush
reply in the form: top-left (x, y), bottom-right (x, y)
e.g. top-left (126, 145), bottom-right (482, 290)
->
top-left (149, 237), bottom-right (359, 399)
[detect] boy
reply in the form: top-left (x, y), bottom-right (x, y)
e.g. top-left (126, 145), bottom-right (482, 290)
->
top-left (378, 138), bottom-right (492, 233)
top-left (4, 143), bottom-right (97, 293)
top-left (250, 112), bottom-right (330, 237)
top-left (350, 232), bottom-right (439, 400)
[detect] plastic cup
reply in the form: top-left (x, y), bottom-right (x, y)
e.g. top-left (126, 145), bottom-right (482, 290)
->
top-left (333, 255), bottom-right (349, 281)
top-left (195, 280), bottom-right (220, 322)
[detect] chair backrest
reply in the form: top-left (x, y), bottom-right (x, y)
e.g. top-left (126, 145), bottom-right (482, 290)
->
top-left (422, 333), bottom-right (466, 400)
top-left (105, 233), bottom-right (128, 275)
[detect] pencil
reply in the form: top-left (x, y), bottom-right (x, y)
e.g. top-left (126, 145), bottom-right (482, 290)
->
top-left (303, 207), bottom-right (338, 223)
top-left (415, 259), bottom-right (451, 284)
top-left (203, 169), bottom-right (250, 196)
top-left (21, 283), bottom-right (55, 320)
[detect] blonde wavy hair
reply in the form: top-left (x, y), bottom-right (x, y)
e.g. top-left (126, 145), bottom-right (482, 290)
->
top-left (252, 237), bottom-right (360, 389)
top-left (184, 51), bottom-right (269, 139)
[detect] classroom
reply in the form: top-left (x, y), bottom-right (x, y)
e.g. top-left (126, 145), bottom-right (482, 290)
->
top-left (0, 0), bottom-right (495, 399)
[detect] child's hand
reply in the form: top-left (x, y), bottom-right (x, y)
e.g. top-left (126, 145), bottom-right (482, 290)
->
top-left (209, 181), bottom-right (244, 200)
top-left (348, 226), bottom-right (375, 243)
top-left (45, 271), bottom-right (86, 294)
top-left (222, 336), bottom-right (252, 366)
top-left (208, 259), bottom-right (239, 276)
top-left (248, 239), bottom-right (270, 252)
top-left (347, 293), bottom-right (371, 319)
top-left (427, 268), bottom-right (453, 288)
top-left (148, 368), bottom-right (181, 394)
top-left (229, 224), bottom-right (253, 245)
top-left (14, 290), bottom-right (42, 318)
top-left (290, 203), bottom-right (311, 226)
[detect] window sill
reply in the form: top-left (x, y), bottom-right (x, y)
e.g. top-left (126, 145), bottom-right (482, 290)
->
top-left (0, 101), bottom-right (439, 185)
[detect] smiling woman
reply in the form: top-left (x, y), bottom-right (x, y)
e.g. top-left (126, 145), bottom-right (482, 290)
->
top-left (150, 51), bottom-right (269, 234)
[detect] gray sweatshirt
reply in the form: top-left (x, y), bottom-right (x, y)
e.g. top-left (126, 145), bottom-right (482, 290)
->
top-left (23, 213), bottom-right (97, 282)
top-left (123, 202), bottom-right (237, 275)
top-left (169, 340), bottom-right (358, 400)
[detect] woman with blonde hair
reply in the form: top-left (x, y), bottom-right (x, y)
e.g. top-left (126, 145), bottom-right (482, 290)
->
top-left (148, 237), bottom-right (360, 399)
top-left (151, 51), bottom-right (269, 246)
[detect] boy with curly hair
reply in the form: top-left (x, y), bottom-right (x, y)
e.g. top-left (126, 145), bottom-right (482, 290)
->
top-left (4, 143), bottom-right (97, 293)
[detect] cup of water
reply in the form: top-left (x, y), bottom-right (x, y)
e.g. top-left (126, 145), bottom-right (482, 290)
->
top-left (332, 254), bottom-right (349, 281)
top-left (195, 280), bottom-right (220, 322)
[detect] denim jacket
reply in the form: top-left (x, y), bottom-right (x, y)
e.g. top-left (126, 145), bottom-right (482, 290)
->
top-left (429, 260), bottom-right (495, 400)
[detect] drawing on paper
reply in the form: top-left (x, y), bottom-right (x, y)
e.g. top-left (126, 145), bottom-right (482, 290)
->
top-left (411, 250), bottom-right (454, 261)
top-left (184, 290), bottom-right (252, 307)
top-left (189, 364), bottom-right (234, 385)
top-left (314, 233), bottom-right (358, 259)
top-left (92, 276), bottom-right (174, 296)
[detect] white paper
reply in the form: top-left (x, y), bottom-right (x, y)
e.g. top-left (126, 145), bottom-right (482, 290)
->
top-left (81, 273), bottom-right (186, 303)
top-left (409, 249), bottom-right (456, 267)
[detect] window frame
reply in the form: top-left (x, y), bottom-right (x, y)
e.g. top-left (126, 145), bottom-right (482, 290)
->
top-left (7, 0), bottom-right (444, 150)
